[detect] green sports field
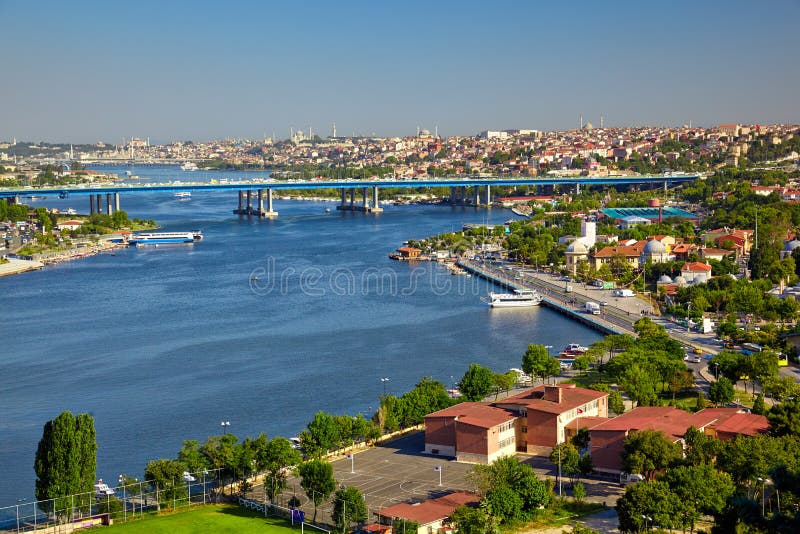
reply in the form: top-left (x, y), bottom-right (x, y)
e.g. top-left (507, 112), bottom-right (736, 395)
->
top-left (108, 504), bottom-right (310, 533)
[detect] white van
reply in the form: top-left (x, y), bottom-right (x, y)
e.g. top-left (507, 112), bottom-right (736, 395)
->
top-left (612, 289), bottom-right (635, 297)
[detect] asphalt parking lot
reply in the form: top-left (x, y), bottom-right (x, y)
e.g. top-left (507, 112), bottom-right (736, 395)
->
top-left (248, 431), bottom-right (623, 527)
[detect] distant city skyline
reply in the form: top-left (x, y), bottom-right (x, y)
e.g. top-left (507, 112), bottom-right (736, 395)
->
top-left (1, 0), bottom-right (798, 143)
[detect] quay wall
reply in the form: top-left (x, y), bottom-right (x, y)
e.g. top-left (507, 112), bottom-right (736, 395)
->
top-left (457, 259), bottom-right (632, 336)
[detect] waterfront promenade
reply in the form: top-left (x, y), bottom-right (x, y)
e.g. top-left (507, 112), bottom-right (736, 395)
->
top-left (458, 259), bottom-right (649, 335)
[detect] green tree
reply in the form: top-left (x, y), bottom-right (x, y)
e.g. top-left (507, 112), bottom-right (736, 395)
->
top-left (392, 517), bottom-right (422, 534)
top-left (458, 363), bottom-right (495, 401)
top-left (200, 434), bottom-right (239, 481)
top-left (609, 390), bottom-right (625, 415)
top-left (451, 505), bottom-right (495, 534)
top-left (298, 459), bottom-right (336, 521)
top-left (34, 411), bottom-right (97, 519)
top-left (332, 485), bottom-right (367, 533)
top-left (302, 411), bottom-right (341, 457)
top-left (659, 464), bottom-right (735, 532)
top-left (260, 437), bottom-right (302, 502)
top-left (752, 393), bottom-right (766, 415)
top-left (549, 442), bottom-right (581, 481)
top-left (522, 343), bottom-right (561, 384)
top-left (622, 430), bottom-right (682, 481)
top-left (177, 439), bottom-right (209, 474)
top-left (144, 459), bottom-right (188, 510)
top-left (573, 481), bottom-right (586, 503)
top-left (767, 398), bottom-right (800, 437)
top-left (492, 370), bottom-right (517, 399)
top-left (484, 484), bottom-right (524, 523)
top-left (683, 426), bottom-right (722, 466)
top-left (709, 377), bottom-right (735, 406)
top-left (616, 480), bottom-right (684, 532)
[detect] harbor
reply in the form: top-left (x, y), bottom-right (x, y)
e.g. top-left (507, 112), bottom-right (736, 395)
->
top-left (457, 258), bottom-right (641, 335)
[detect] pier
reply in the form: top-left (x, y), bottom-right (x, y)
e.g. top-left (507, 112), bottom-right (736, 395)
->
top-left (457, 259), bottom-right (634, 335)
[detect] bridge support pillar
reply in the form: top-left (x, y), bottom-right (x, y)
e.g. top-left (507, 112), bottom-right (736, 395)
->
top-left (89, 196), bottom-right (95, 215)
top-left (262, 188), bottom-right (277, 218)
top-left (372, 186), bottom-right (382, 212)
top-left (362, 187), bottom-right (368, 208)
top-left (576, 183), bottom-right (580, 195)
top-left (96, 194), bottom-right (103, 214)
top-left (340, 189), bottom-right (346, 207)
top-left (114, 193), bottom-right (120, 212)
top-left (485, 185), bottom-right (491, 206)
top-left (474, 186), bottom-right (480, 205)
top-left (246, 190), bottom-right (252, 214)
top-left (349, 188), bottom-right (355, 207)
top-left (106, 193), bottom-right (113, 215)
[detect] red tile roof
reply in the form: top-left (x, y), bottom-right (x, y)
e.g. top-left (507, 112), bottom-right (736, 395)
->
top-left (682, 261), bottom-right (712, 272)
top-left (377, 492), bottom-right (479, 525)
top-left (497, 384), bottom-right (607, 415)
top-left (593, 245), bottom-right (643, 258)
top-left (589, 407), bottom-right (718, 441)
top-left (426, 402), bottom-right (516, 429)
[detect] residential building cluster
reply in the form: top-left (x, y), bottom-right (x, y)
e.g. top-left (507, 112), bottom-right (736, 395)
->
top-left (2, 123), bottom-right (798, 180)
top-left (424, 383), bottom-right (768, 474)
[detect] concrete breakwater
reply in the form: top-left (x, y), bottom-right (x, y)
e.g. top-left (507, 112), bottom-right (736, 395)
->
top-left (457, 259), bottom-right (633, 336)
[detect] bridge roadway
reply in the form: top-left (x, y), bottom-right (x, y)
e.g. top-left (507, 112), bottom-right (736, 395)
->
top-left (0, 174), bottom-right (698, 199)
top-left (0, 174), bottom-right (699, 219)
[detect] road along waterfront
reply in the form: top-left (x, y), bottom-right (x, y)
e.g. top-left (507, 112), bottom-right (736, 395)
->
top-left (0, 172), bottom-right (604, 509)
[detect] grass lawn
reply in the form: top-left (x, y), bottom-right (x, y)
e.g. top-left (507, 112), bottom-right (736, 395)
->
top-left (107, 504), bottom-right (303, 533)
top-left (510, 501), bottom-right (606, 531)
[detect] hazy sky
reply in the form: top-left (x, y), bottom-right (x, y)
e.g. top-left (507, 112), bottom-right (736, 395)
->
top-left (1, 0), bottom-right (798, 143)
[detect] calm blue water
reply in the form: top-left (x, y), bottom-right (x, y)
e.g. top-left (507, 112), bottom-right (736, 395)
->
top-left (0, 165), bottom-right (602, 508)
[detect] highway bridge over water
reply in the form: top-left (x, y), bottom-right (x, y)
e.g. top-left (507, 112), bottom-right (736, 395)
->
top-left (0, 175), bottom-right (699, 219)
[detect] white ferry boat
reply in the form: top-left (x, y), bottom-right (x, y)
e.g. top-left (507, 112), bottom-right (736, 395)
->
top-left (128, 231), bottom-right (203, 245)
top-left (94, 479), bottom-right (115, 499)
top-left (484, 289), bottom-right (542, 308)
top-left (180, 162), bottom-right (198, 171)
top-left (174, 191), bottom-right (192, 199)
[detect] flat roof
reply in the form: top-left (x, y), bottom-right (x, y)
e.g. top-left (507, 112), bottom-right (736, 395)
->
top-left (602, 207), bottom-right (697, 220)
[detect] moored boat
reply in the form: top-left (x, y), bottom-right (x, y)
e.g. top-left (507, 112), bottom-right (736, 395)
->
top-left (128, 231), bottom-right (203, 246)
top-left (483, 289), bottom-right (542, 307)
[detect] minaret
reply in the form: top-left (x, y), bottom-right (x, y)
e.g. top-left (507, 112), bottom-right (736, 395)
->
top-left (600, 116), bottom-right (604, 129)
top-left (69, 144), bottom-right (74, 160)
top-left (580, 115), bottom-right (583, 130)
top-left (435, 124), bottom-right (438, 138)
top-left (332, 122), bottom-right (336, 138)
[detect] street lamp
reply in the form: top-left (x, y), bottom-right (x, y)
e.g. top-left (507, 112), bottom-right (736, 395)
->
top-left (757, 477), bottom-right (771, 517)
top-left (712, 362), bottom-right (719, 380)
top-left (641, 514), bottom-right (652, 530)
top-left (119, 475), bottom-right (126, 522)
top-left (687, 302), bottom-right (692, 333)
top-left (220, 421), bottom-right (231, 435)
top-left (380, 377), bottom-right (390, 396)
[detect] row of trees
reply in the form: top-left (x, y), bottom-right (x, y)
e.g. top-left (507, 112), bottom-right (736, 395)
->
top-left (616, 393), bottom-right (800, 532)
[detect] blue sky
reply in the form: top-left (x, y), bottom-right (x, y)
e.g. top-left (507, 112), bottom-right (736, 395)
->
top-left (1, 0), bottom-right (798, 143)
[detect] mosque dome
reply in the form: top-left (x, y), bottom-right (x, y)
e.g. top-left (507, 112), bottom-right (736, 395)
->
top-left (674, 275), bottom-right (688, 286)
top-left (658, 274), bottom-right (674, 284)
top-left (643, 239), bottom-right (666, 255)
top-left (566, 241), bottom-right (588, 254)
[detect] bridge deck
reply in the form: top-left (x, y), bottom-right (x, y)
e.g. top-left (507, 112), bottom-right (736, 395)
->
top-left (0, 175), bottom-right (698, 198)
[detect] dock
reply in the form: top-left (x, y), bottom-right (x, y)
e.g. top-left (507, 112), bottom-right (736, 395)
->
top-left (457, 259), bottom-right (634, 335)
